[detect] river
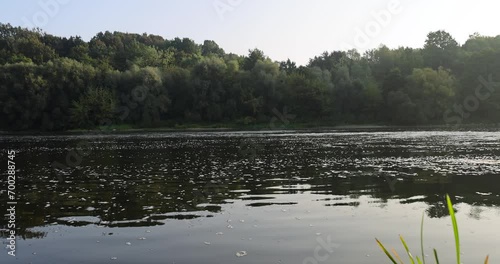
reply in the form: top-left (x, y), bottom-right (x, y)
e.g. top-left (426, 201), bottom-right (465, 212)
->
top-left (0, 129), bottom-right (499, 263)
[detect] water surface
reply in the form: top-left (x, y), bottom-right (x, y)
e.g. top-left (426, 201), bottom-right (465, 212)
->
top-left (1, 129), bottom-right (499, 263)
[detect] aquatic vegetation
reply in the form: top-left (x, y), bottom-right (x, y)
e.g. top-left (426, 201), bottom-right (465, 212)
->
top-left (376, 194), bottom-right (490, 264)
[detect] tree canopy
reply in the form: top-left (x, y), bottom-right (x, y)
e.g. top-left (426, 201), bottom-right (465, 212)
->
top-left (0, 23), bottom-right (499, 131)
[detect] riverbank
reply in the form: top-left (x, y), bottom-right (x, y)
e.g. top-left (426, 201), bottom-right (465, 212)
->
top-left (1, 122), bottom-right (499, 135)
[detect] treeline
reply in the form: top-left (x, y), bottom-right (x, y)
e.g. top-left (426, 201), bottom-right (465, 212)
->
top-left (0, 23), bottom-right (499, 131)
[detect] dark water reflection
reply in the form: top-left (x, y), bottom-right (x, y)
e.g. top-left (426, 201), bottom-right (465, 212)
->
top-left (0, 130), bottom-right (499, 263)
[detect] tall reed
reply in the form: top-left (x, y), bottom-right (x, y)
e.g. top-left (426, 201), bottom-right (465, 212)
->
top-left (376, 195), bottom-right (489, 264)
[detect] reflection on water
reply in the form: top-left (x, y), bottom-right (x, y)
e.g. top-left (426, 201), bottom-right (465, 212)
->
top-left (0, 130), bottom-right (499, 263)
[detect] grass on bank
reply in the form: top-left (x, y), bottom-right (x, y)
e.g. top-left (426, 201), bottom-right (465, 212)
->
top-left (376, 195), bottom-right (489, 264)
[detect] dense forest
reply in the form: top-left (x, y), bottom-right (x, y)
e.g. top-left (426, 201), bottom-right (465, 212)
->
top-left (0, 23), bottom-right (499, 131)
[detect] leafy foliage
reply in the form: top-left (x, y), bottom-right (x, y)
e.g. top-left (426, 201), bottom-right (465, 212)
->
top-left (0, 23), bottom-right (499, 131)
top-left (71, 87), bottom-right (116, 128)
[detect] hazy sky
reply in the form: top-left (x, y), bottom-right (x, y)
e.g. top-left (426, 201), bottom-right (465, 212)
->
top-left (1, 0), bottom-right (499, 65)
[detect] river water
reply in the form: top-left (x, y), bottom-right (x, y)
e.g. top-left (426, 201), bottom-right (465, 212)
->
top-left (0, 129), bottom-right (499, 263)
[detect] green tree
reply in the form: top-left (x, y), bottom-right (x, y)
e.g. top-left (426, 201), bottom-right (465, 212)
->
top-left (423, 30), bottom-right (459, 70)
top-left (243, 49), bottom-right (266, 71)
top-left (2, 25), bottom-right (500, 131)
top-left (407, 67), bottom-right (455, 122)
top-left (0, 63), bottom-right (48, 130)
top-left (71, 87), bottom-right (116, 129)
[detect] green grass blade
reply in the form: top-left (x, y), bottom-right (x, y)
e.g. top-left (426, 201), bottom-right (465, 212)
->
top-left (420, 212), bottom-right (426, 264)
top-left (446, 195), bottom-right (460, 264)
top-left (433, 249), bottom-right (440, 264)
top-left (400, 235), bottom-right (415, 264)
top-left (416, 256), bottom-right (423, 264)
top-left (376, 238), bottom-right (398, 264)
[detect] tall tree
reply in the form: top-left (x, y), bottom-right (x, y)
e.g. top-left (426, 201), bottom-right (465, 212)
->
top-left (423, 30), bottom-right (459, 70)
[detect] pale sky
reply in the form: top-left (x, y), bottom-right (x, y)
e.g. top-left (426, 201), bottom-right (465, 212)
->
top-left (1, 0), bottom-right (499, 65)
